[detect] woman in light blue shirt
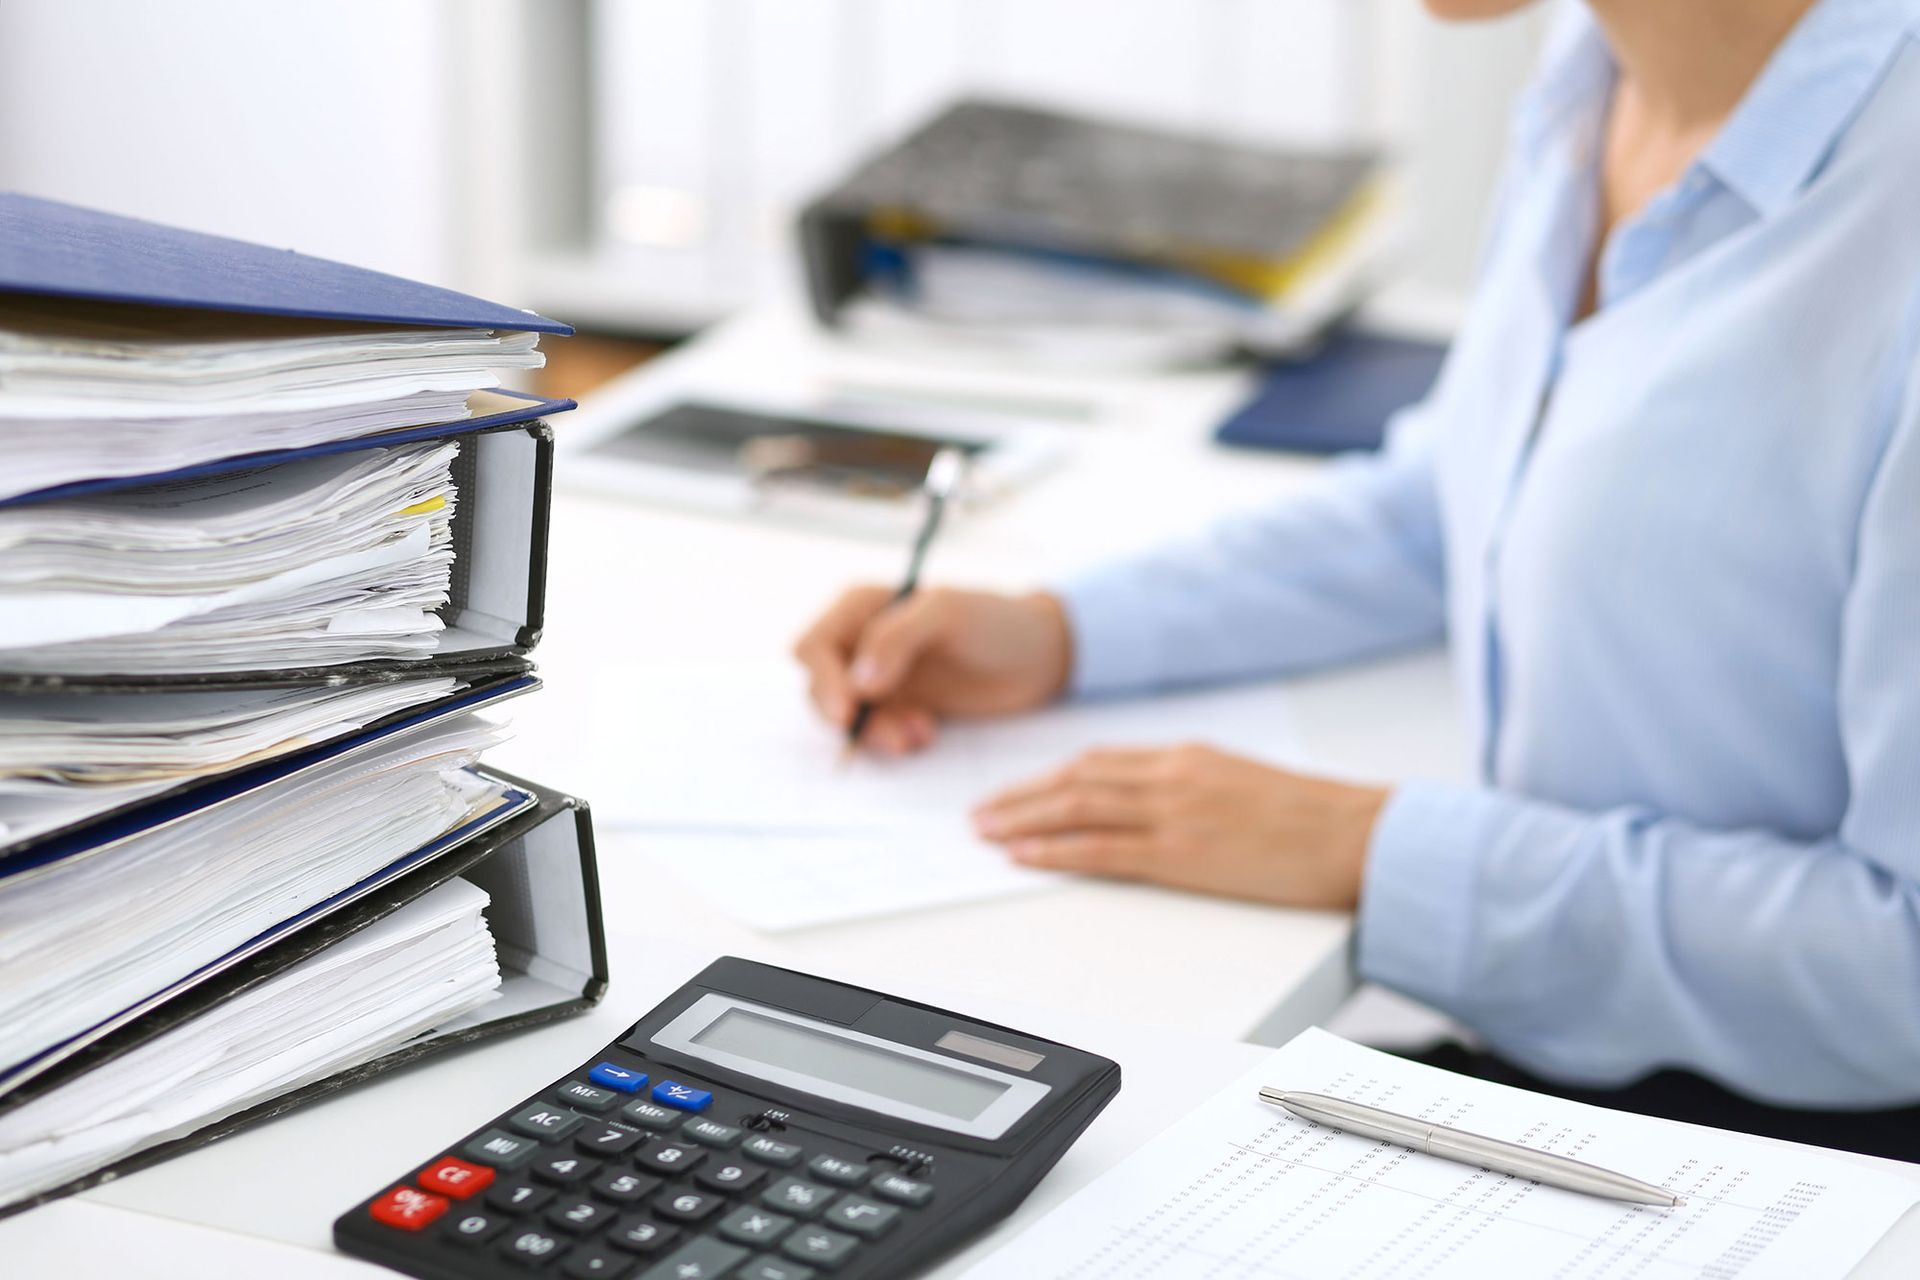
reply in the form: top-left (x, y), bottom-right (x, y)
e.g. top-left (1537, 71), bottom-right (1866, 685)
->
top-left (795, 0), bottom-right (1920, 1147)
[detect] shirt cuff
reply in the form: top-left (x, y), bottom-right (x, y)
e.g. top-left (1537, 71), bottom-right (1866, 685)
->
top-left (1053, 567), bottom-right (1165, 698)
top-left (1355, 780), bottom-right (1498, 1012)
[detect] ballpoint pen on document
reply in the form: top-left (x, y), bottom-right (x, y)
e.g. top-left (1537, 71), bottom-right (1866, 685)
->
top-left (1259, 1088), bottom-right (1685, 1208)
top-left (842, 447), bottom-right (968, 762)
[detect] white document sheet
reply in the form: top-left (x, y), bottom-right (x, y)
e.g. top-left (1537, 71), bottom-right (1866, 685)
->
top-left (0, 297), bottom-right (541, 412)
top-left (968, 1028), bottom-right (1920, 1280)
top-left (627, 828), bottom-right (1062, 932)
top-left (599, 662), bottom-right (1305, 930)
top-left (0, 293), bottom-right (547, 504)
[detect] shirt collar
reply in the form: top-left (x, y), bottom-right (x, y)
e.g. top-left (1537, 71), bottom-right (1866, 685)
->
top-left (1703, 0), bottom-right (1920, 216)
top-left (1512, 0), bottom-right (1920, 215)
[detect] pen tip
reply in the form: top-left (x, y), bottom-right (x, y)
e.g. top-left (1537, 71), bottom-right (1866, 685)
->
top-left (836, 742), bottom-right (859, 770)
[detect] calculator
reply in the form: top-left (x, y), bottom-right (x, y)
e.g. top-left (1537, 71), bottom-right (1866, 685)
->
top-left (334, 957), bottom-right (1121, 1280)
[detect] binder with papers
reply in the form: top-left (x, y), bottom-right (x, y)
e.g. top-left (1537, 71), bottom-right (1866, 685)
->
top-left (0, 672), bottom-right (511, 851)
top-left (0, 197), bottom-right (605, 1226)
top-left (0, 679), bottom-right (540, 1091)
top-left (0, 415), bottom-right (558, 688)
top-left (0, 782), bottom-right (604, 1215)
top-left (0, 192), bottom-right (573, 505)
top-left (0, 671), bottom-right (535, 860)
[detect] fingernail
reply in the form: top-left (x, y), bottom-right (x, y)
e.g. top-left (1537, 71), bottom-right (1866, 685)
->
top-left (850, 657), bottom-right (881, 690)
top-left (974, 812), bottom-right (1004, 837)
top-left (1008, 840), bottom-right (1041, 863)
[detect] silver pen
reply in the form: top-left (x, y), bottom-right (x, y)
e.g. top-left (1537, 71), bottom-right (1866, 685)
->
top-left (1258, 1088), bottom-right (1684, 1207)
top-left (839, 446), bottom-right (967, 763)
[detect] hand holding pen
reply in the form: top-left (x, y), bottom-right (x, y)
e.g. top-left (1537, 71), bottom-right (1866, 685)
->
top-left (841, 447), bottom-right (967, 761)
top-left (791, 450), bottom-right (1075, 756)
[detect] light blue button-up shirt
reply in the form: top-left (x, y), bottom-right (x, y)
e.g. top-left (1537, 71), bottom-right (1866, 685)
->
top-left (1059, 0), bottom-right (1920, 1107)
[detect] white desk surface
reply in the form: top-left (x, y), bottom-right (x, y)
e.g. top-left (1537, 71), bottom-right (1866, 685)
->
top-left (64, 931), bottom-right (1278, 1276)
top-left (57, 934), bottom-right (1920, 1279)
top-left (29, 302), bottom-right (1917, 1274)
top-left (495, 302), bottom-right (1471, 1050)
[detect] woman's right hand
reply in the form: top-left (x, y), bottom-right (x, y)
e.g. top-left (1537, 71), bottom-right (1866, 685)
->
top-left (792, 586), bottom-right (1073, 754)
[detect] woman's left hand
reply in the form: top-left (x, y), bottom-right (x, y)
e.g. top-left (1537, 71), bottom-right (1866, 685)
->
top-left (970, 744), bottom-right (1389, 910)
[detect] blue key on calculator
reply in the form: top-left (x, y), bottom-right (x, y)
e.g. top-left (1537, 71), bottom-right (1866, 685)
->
top-left (651, 1080), bottom-right (713, 1111)
top-left (587, 1062), bottom-right (648, 1093)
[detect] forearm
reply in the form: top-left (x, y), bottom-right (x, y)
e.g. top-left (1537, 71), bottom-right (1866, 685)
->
top-left (1059, 448), bottom-right (1447, 696)
top-left (1358, 782), bottom-right (1920, 1107)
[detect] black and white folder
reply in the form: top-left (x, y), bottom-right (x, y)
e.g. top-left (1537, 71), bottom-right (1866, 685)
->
top-left (0, 193), bottom-right (575, 690)
top-left (0, 678), bottom-right (550, 1091)
top-left (0, 777), bottom-right (605, 1217)
top-left (0, 413), bottom-right (560, 691)
top-left (0, 672), bottom-right (537, 865)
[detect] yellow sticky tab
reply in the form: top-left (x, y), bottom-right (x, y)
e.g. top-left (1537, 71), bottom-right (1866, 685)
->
top-left (395, 496), bottom-right (446, 518)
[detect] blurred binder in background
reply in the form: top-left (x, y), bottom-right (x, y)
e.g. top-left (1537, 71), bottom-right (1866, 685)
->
top-left (800, 99), bottom-right (1395, 368)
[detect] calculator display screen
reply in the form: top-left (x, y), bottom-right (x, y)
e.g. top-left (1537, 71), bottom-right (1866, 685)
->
top-left (692, 1008), bottom-right (1008, 1121)
top-left (652, 993), bottom-right (1053, 1139)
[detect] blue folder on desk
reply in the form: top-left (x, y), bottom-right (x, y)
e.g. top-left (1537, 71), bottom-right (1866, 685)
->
top-left (0, 190), bottom-right (577, 506)
top-left (1215, 329), bottom-right (1448, 455)
top-left (0, 191), bottom-right (571, 334)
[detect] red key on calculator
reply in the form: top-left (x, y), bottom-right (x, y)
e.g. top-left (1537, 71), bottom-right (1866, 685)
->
top-left (417, 1156), bottom-right (494, 1199)
top-left (368, 1186), bottom-right (449, 1231)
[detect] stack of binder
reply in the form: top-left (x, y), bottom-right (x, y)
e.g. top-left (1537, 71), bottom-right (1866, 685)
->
top-left (0, 195), bottom-right (608, 1215)
top-left (800, 98), bottom-right (1396, 367)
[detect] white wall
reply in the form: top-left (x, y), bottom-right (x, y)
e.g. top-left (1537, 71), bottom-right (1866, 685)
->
top-left (1374, 1), bottom-right (1551, 296)
top-left (0, 0), bottom-right (1551, 329)
top-left (0, 0), bottom-right (465, 289)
